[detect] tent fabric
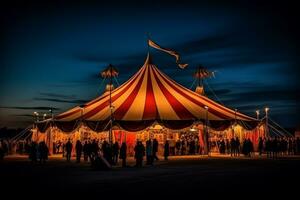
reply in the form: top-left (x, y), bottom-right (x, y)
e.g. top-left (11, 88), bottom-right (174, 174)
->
top-left (55, 121), bottom-right (79, 133)
top-left (36, 54), bottom-right (257, 132)
top-left (36, 121), bottom-right (52, 133)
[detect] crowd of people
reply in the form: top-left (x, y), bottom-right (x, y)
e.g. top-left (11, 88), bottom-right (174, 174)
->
top-left (1, 136), bottom-right (300, 165)
top-left (61, 139), bottom-right (126, 166)
top-left (0, 139), bottom-right (31, 156)
top-left (259, 137), bottom-right (300, 158)
top-left (28, 141), bottom-right (49, 164)
top-left (211, 136), bottom-right (300, 158)
top-left (46, 138), bottom-right (165, 168)
top-left (172, 135), bottom-right (201, 156)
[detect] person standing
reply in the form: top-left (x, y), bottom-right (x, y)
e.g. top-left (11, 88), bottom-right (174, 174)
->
top-left (38, 141), bottom-right (48, 164)
top-left (175, 140), bottom-right (181, 155)
top-left (83, 141), bottom-right (89, 162)
top-left (119, 142), bottom-right (127, 167)
top-left (146, 140), bottom-right (153, 165)
top-left (230, 138), bottom-right (235, 157)
top-left (296, 137), bottom-right (300, 155)
top-left (29, 141), bottom-right (38, 163)
top-left (164, 140), bottom-right (170, 161)
top-left (258, 137), bottom-right (264, 156)
top-left (65, 139), bottom-right (72, 162)
top-left (235, 137), bottom-right (240, 156)
top-left (0, 140), bottom-right (4, 161)
top-left (152, 138), bottom-right (159, 161)
top-left (134, 141), bottom-right (145, 167)
top-left (75, 140), bottom-right (82, 163)
top-left (112, 142), bottom-right (120, 165)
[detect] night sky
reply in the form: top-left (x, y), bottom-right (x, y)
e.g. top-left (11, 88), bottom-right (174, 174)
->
top-left (1, 1), bottom-right (299, 129)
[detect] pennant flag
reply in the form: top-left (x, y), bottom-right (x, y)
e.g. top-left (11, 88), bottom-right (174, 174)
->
top-left (148, 39), bottom-right (188, 69)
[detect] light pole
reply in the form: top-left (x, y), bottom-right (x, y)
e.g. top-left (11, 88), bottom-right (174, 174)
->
top-left (255, 110), bottom-right (261, 138)
top-left (109, 65), bottom-right (113, 145)
top-left (49, 108), bottom-right (54, 119)
top-left (256, 110), bottom-right (260, 120)
top-left (109, 105), bottom-right (114, 145)
top-left (33, 111), bottom-right (39, 142)
top-left (234, 108), bottom-right (237, 122)
top-left (232, 108), bottom-right (238, 139)
top-left (33, 111), bottom-right (39, 122)
top-left (204, 106), bottom-right (209, 155)
top-left (43, 113), bottom-right (47, 120)
top-left (265, 107), bottom-right (269, 138)
top-left (77, 105), bottom-right (85, 142)
top-left (79, 105), bottom-right (85, 122)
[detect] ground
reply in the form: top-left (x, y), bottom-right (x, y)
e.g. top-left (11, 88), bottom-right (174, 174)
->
top-left (1, 154), bottom-right (300, 198)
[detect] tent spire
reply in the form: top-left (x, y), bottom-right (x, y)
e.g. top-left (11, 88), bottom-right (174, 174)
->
top-left (101, 64), bottom-right (119, 144)
top-left (147, 33), bottom-right (151, 56)
top-left (194, 64), bottom-right (215, 96)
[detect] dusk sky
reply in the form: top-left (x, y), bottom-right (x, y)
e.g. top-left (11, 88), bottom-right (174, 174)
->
top-left (1, 1), bottom-right (299, 128)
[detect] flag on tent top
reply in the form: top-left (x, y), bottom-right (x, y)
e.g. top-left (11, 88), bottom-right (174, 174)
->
top-left (148, 39), bottom-right (188, 69)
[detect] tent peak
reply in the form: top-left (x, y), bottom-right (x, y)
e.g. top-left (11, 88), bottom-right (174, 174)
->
top-left (144, 53), bottom-right (153, 65)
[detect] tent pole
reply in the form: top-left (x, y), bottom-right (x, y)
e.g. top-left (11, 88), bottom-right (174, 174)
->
top-left (265, 107), bottom-right (269, 138)
top-left (198, 66), bottom-right (200, 87)
top-left (109, 65), bottom-right (113, 145)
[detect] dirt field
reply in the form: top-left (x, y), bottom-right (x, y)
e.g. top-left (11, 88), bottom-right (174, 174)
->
top-left (1, 154), bottom-right (299, 198)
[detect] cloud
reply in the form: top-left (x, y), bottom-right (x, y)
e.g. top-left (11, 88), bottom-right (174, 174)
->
top-left (33, 92), bottom-right (90, 105)
top-left (0, 106), bottom-right (60, 110)
top-left (175, 33), bottom-right (239, 56)
top-left (12, 114), bottom-right (39, 117)
top-left (221, 88), bottom-right (300, 105)
top-left (70, 51), bottom-right (143, 64)
top-left (39, 92), bottom-right (77, 99)
top-left (204, 89), bottom-right (232, 96)
top-left (33, 97), bottom-right (88, 104)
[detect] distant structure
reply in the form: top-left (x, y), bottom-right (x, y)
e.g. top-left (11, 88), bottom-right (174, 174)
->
top-left (101, 64), bottom-right (119, 95)
top-left (193, 65), bottom-right (215, 95)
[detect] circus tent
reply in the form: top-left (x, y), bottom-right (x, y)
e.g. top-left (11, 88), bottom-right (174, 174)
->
top-left (35, 53), bottom-right (259, 133)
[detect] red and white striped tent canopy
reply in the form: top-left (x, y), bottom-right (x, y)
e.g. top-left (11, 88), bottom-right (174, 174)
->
top-left (37, 54), bottom-right (257, 132)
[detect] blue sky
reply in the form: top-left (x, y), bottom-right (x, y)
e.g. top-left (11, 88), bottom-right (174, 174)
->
top-left (1, 1), bottom-right (299, 128)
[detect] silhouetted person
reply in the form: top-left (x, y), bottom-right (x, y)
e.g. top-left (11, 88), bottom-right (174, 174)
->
top-left (242, 139), bottom-right (248, 156)
top-left (112, 142), bottom-right (120, 165)
top-left (181, 140), bottom-right (186, 155)
top-left (29, 142), bottom-right (38, 163)
top-left (296, 137), bottom-right (300, 155)
top-left (164, 140), bottom-right (170, 160)
top-left (153, 139), bottom-right (159, 161)
top-left (65, 139), bottom-right (72, 162)
top-left (189, 140), bottom-right (196, 155)
top-left (146, 140), bottom-right (153, 165)
top-left (258, 137), bottom-right (263, 156)
top-left (230, 138), bottom-right (235, 157)
top-left (225, 139), bottom-right (230, 154)
top-left (62, 142), bottom-right (65, 157)
top-left (83, 141), bottom-right (89, 161)
top-left (175, 140), bottom-right (181, 155)
top-left (119, 142), bottom-right (127, 167)
top-left (288, 138), bottom-right (294, 155)
top-left (235, 137), bottom-right (240, 156)
top-left (134, 141), bottom-right (145, 167)
top-left (0, 140), bottom-right (4, 160)
top-left (91, 139), bottom-right (99, 160)
top-left (38, 141), bottom-right (48, 164)
top-left (272, 137), bottom-right (278, 159)
top-left (75, 140), bottom-right (82, 163)
top-left (219, 139), bottom-right (225, 154)
top-left (249, 139), bottom-right (254, 157)
top-left (103, 142), bottom-right (113, 165)
top-left (169, 138), bottom-right (175, 156)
